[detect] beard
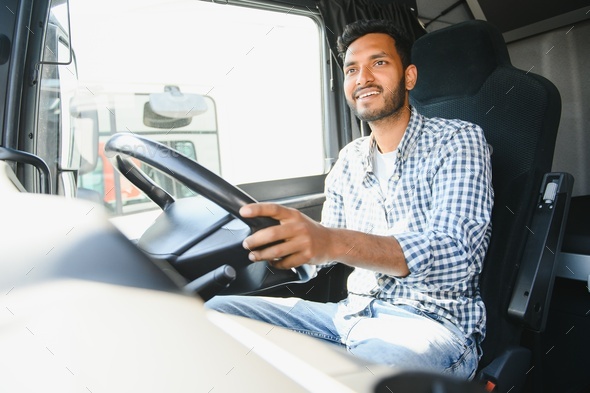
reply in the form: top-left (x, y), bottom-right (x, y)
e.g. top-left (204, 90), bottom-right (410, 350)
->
top-left (348, 75), bottom-right (407, 123)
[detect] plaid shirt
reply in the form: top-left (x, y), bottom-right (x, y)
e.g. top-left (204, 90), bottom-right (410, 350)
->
top-left (322, 107), bottom-right (493, 345)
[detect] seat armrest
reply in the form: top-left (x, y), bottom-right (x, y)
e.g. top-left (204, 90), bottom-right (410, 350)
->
top-left (508, 172), bottom-right (574, 331)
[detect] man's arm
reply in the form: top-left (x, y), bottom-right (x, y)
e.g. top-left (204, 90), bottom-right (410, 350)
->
top-left (241, 122), bottom-right (492, 285)
top-left (240, 203), bottom-right (410, 277)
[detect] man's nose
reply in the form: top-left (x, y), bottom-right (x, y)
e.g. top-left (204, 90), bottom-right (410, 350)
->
top-left (356, 66), bottom-right (374, 85)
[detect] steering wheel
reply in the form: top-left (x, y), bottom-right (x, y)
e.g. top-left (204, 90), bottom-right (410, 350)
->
top-left (104, 133), bottom-right (314, 295)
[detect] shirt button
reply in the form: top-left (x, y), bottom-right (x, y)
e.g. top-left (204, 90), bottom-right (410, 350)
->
top-left (378, 278), bottom-right (385, 286)
top-left (392, 175), bottom-right (400, 181)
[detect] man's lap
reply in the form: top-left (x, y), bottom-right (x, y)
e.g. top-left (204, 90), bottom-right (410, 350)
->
top-left (205, 295), bottom-right (344, 344)
top-left (205, 295), bottom-right (478, 379)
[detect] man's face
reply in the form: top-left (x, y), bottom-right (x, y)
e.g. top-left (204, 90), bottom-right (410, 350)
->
top-left (343, 33), bottom-right (410, 123)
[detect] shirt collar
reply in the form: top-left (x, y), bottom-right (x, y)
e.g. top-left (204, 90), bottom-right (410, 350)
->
top-left (361, 106), bottom-right (424, 173)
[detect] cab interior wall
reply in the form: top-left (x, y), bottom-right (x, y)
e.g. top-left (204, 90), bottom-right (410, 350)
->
top-left (507, 19), bottom-right (590, 197)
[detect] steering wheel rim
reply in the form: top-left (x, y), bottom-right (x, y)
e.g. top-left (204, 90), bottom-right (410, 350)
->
top-left (105, 133), bottom-right (278, 233)
top-left (104, 133), bottom-right (313, 288)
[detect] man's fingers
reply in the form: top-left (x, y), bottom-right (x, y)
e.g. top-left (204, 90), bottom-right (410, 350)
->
top-left (243, 222), bottom-right (288, 251)
top-left (245, 229), bottom-right (306, 263)
top-left (238, 202), bottom-right (320, 268)
top-left (239, 202), bottom-right (294, 221)
top-left (240, 203), bottom-right (301, 252)
top-left (245, 240), bottom-right (290, 262)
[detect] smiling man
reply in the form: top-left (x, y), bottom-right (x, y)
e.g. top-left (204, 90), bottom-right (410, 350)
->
top-left (207, 19), bottom-right (493, 379)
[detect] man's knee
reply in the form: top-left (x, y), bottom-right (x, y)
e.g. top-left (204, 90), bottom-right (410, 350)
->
top-left (205, 295), bottom-right (250, 316)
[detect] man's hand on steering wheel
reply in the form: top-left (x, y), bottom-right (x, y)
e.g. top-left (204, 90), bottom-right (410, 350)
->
top-left (240, 203), bottom-right (334, 270)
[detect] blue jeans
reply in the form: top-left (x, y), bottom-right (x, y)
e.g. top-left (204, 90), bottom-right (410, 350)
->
top-left (205, 294), bottom-right (479, 379)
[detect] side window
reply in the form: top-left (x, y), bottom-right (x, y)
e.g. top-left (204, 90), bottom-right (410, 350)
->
top-left (67, 0), bottom-right (325, 217)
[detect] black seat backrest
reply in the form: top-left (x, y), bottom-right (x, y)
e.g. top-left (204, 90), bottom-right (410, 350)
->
top-left (409, 20), bottom-right (562, 369)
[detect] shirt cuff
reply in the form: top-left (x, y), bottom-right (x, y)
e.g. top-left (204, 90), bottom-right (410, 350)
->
top-left (392, 231), bottom-right (431, 278)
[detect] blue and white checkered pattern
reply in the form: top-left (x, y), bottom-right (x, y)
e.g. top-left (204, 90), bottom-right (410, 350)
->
top-left (321, 107), bottom-right (493, 346)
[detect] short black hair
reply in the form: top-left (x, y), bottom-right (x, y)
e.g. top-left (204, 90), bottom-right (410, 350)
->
top-left (337, 19), bottom-right (412, 70)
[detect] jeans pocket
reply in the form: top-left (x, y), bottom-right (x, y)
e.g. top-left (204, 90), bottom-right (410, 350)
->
top-left (444, 339), bottom-right (479, 379)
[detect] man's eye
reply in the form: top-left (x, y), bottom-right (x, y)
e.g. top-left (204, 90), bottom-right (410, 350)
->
top-left (346, 68), bottom-right (357, 75)
top-left (375, 60), bottom-right (386, 66)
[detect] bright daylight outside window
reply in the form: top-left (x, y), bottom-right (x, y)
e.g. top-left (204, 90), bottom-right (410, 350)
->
top-left (61, 0), bottom-right (324, 217)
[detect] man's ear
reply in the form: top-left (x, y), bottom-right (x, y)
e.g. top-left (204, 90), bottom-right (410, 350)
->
top-left (405, 65), bottom-right (418, 91)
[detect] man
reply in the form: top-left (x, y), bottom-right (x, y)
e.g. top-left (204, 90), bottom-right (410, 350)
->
top-left (207, 19), bottom-right (493, 379)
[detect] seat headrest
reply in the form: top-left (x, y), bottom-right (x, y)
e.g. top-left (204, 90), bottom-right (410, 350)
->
top-left (411, 20), bottom-right (512, 103)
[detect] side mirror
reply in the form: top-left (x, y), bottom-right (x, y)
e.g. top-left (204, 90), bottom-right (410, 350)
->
top-left (59, 94), bottom-right (99, 174)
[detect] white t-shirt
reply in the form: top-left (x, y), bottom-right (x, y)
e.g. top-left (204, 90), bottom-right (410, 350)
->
top-left (372, 147), bottom-right (398, 195)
